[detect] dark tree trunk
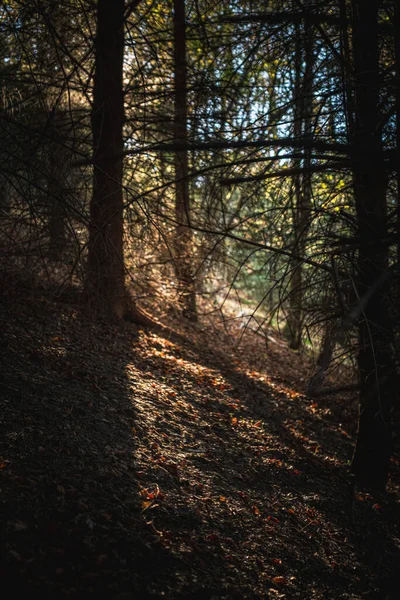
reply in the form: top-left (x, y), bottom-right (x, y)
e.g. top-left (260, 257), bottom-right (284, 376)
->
top-left (350, 0), bottom-right (395, 490)
top-left (173, 0), bottom-right (197, 321)
top-left (86, 0), bottom-right (148, 323)
top-left (339, 0), bottom-right (355, 141)
top-left (287, 25), bottom-right (303, 349)
top-left (287, 21), bottom-right (313, 349)
top-left (395, 2), bottom-right (400, 261)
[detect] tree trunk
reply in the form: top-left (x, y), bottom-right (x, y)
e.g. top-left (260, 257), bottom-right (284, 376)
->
top-left (339, 0), bottom-right (355, 142)
top-left (86, 0), bottom-right (148, 323)
top-left (173, 0), bottom-right (197, 321)
top-left (287, 20), bottom-right (313, 350)
top-left (395, 2), bottom-right (400, 262)
top-left (350, 0), bottom-right (395, 490)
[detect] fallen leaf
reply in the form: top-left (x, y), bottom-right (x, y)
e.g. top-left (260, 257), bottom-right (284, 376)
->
top-left (10, 521), bottom-right (28, 531)
top-left (272, 576), bottom-right (287, 585)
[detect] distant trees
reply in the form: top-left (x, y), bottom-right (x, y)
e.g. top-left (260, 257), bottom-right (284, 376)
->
top-left (0, 1), bottom-right (88, 265)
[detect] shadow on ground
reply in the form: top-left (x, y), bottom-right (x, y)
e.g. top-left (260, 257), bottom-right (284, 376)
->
top-left (0, 273), bottom-right (177, 597)
top-left (0, 271), bottom-right (399, 599)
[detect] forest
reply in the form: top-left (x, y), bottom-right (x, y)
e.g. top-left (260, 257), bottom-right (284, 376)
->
top-left (0, 0), bottom-right (399, 598)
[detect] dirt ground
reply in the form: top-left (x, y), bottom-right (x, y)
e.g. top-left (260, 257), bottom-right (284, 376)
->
top-left (1, 271), bottom-right (399, 599)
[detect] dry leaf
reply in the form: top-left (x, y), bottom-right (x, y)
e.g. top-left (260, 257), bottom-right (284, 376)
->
top-left (272, 576), bottom-right (287, 585)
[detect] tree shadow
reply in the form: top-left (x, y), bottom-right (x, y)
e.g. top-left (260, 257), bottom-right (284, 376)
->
top-left (139, 322), bottom-right (400, 599)
top-left (0, 273), bottom-right (398, 599)
top-left (0, 274), bottom-right (177, 597)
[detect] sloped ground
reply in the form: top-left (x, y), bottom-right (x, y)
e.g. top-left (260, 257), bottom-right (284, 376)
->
top-left (0, 272), bottom-right (399, 599)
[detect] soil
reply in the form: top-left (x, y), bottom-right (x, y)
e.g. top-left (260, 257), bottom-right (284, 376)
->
top-left (0, 271), bottom-right (399, 599)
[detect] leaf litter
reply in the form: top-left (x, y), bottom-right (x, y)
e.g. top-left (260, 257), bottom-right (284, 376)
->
top-left (0, 271), bottom-right (399, 598)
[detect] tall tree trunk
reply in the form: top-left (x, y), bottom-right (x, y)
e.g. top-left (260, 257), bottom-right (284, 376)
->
top-left (350, 0), bottom-right (395, 490)
top-left (395, 2), bottom-right (400, 262)
top-left (287, 21), bottom-right (313, 350)
top-left (339, 0), bottom-right (355, 142)
top-left (173, 0), bottom-right (197, 321)
top-left (392, 0), bottom-right (400, 430)
top-left (86, 0), bottom-right (148, 323)
top-left (287, 25), bottom-right (303, 349)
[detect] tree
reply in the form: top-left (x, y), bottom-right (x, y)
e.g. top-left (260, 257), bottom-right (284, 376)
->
top-left (173, 0), bottom-right (197, 320)
top-left (286, 16), bottom-right (314, 349)
top-left (349, 0), bottom-right (396, 490)
top-left (395, 1), bottom-right (400, 258)
top-left (86, 0), bottom-right (149, 323)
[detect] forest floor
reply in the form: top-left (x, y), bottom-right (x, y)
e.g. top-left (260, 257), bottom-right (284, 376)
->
top-left (1, 270), bottom-right (399, 599)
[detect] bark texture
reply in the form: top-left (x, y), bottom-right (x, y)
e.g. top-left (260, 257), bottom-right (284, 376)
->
top-left (173, 0), bottom-right (197, 321)
top-left (87, 0), bottom-right (150, 324)
top-left (287, 20), bottom-right (313, 349)
top-left (350, 0), bottom-right (395, 490)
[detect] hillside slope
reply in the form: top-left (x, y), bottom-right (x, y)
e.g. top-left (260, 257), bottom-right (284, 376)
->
top-left (0, 273), bottom-right (399, 599)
